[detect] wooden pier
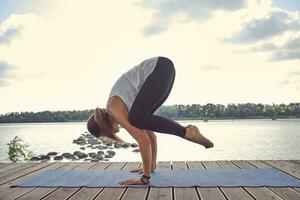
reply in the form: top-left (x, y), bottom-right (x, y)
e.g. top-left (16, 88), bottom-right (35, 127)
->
top-left (0, 160), bottom-right (300, 200)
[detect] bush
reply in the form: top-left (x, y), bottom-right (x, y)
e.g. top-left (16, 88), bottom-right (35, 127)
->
top-left (7, 136), bottom-right (34, 162)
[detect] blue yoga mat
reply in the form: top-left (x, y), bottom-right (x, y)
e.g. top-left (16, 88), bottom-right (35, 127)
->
top-left (12, 168), bottom-right (300, 188)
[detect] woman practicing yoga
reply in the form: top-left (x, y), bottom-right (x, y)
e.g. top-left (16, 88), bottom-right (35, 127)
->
top-left (87, 56), bottom-right (214, 185)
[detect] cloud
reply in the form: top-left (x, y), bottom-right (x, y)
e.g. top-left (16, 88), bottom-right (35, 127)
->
top-left (250, 43), bottom-right (278, 52)
top-left (223, 9), bottom-right (300, 43)
top-left (0, 60), bottom-right (18, 86)
top-left (135, 0), bottom-right (247, 36)
top-left (0, 25), bottom-right (23, 45)
top-left (249, 34), bottom-right (300, 52)
top-left (269, 51), bottom-right (300, 61)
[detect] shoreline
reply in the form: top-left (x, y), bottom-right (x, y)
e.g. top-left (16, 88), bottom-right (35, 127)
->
top-left (0, 116), bottom-right (299, 124)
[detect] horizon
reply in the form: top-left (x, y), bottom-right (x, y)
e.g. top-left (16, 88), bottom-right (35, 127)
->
top-left (0, 0), bottom-right (300, 114)
top-left (0, 101), bottom-right (298, 116)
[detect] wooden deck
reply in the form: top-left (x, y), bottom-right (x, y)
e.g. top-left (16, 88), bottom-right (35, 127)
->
top-left (0, 160), bottom-right (300, 200)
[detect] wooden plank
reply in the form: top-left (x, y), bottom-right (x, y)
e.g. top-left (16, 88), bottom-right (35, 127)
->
top-left (201, 161), bottom-right (220, 169)
top-left (0, 162), bottom-right (54, 186)
top-left (148, 161), bottom-right (172, 200)
top-left (172, 161), bottom-right (199, 200)
top-left (67, 162), bottom-right (112, 200)
top-left (93, 162), bottom-right (127, 200)
top-left (263, 160), bottom-right (300, 179)
top-left (17, 162), bottom-right (98, 200)
top-left (6, 162), bottom-right (80, 199)
top-left (37, 162), bottom-right (92, 200)
top-left (0, 163), bottom-right (15, 169)
top-left (0, 163), bottom-right (41, 179)
top-left (187, 161), bottom-right (224, 200)
top-left (120, 162), bottom-right (149, 200)
top-left (232, 160), bottom-right (284, 200)
top-left (0, 162), bottom-right (66, 200)
top-left (292, 160), bottom-right (300, 165)
top-left (198, 161), bottom-right (227, 200)
top-left (0, 163), bottom-right (13, 169)
top-left (289, 160), bottom-right (300, 166)
top-left (12, 162), bottom-right (80, 200)
top-left (249, 160), bottom-right (300, 200)
top-left (267, 187), bottom-right (300, 200)
top-left (216, 160), bottom-right (254, 200)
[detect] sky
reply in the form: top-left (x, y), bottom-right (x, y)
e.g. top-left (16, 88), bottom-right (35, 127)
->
top-left (0, 0), bottom-right (299, 114)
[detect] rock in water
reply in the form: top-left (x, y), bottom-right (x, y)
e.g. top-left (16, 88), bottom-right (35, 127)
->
top-left (30, 156), bottom-right (40, 161)
top-left (132, 149), bottom-right (140, 153)
top-left (39, 155), bottom-right (51, 161)
top-left (73, 151), bottom-right (88, 159)
top-left (47, 152), bottom-right (58, 156)
top-left (54, 156), bottom-right (63, 160)
top-left (130, 143), bottom-right (139, 148)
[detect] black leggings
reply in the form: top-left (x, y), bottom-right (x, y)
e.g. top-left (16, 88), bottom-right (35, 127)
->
top-left (128, 56), bottom-right (187, 138)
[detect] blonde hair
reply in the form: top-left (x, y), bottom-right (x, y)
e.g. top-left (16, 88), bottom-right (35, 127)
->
top-left (87, 107), bottom-right (118, 141)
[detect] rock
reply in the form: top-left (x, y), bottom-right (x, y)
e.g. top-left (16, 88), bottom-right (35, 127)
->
top-left (39, 155), bottom-right (51, 161)
top-left (106, 150), bottom-right (116, 155)
top-left (88, 152), bottom-right (96, 157)
top-left (87, 139), bottom-right (101, 145)
top-left (114, 143), bottom-right (122, 149)
top-left (130, 143), bottom-right (139, 148)
top-left (84, 158), bottom-right (92, 161)
top-left (80, 147), bottom-right (86, 150)
top-left (95, 155), bottom-right (103, 160)
top-left (132, 149), bottom-right (140, 153)
top-left (73, 138), bottom-right (86, 145)
top-left (30, 156), bottom-right (40, 161)
top-left (62, 153), bottom-right (73, 159)
top-left (104, 142), bottom-right (113, 146)
top-left (104, 154), bottom-right (113, 158)
top-left (90, 154), bottom-right (98, 159)
top-left (95, 145), bottom-right (107, 150)
top-left (91, 159), bottom-right (99, 162)
top-left (73, 151), bottom-right (88, 159)
top-left (97, 151), bottom-right (104, 155)
top-left (47, 152), bottom-right (58, 156)
top-left (122, 143), bottom-right (130, 148)
top-left (54, 156), bottom-right (63, 160)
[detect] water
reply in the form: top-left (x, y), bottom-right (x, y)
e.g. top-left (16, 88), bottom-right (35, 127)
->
top-left (0, 119), bottom-right (299, 162)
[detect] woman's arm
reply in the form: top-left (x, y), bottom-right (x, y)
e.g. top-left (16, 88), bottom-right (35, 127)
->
top-left (145, 130), bottom-right (157, 170)
top-left (106, 98), bottom-right (152, 177)
top-left (125, 125), bottom-right (152, 177)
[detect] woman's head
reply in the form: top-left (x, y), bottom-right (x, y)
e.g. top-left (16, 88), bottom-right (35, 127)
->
top-left (87, 107), bottom-right (120, 141)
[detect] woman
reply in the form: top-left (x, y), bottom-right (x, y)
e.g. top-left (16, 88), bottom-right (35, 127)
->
top-left (87, 56), bottom-right (214, 185)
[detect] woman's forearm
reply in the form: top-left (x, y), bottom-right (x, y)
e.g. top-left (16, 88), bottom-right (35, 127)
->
top-left (150, 135), bottom-right (157, 168)
top-left (138, 139), bottom-right (152, 177)
top-left (145, 130), bottom-right (157, 169)
top-left (124, 125), bottom-right (152, 177)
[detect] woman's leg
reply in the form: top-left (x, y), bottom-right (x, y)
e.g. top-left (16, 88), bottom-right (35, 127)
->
top-left (128, 56), bottom-right (187, 138)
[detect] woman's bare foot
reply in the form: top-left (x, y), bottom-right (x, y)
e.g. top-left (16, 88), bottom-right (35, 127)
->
top-left (184, 125), bottom-right (214, 148)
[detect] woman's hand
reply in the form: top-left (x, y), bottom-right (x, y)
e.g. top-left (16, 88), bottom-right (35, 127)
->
top-left (119, 177), bottom-right (149, 185)
top-left (130, 165), bottom-right (156, 174)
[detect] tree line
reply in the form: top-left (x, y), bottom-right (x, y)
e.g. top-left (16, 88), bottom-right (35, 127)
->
top-left (0, 103), bottom-right (299, 123)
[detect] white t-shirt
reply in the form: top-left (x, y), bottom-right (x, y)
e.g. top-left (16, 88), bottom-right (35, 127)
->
top-left (107, 56), bottom-right (159, 112)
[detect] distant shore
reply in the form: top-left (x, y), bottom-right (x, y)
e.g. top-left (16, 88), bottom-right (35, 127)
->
top-left (0, 116), bottom-right (299, 124)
